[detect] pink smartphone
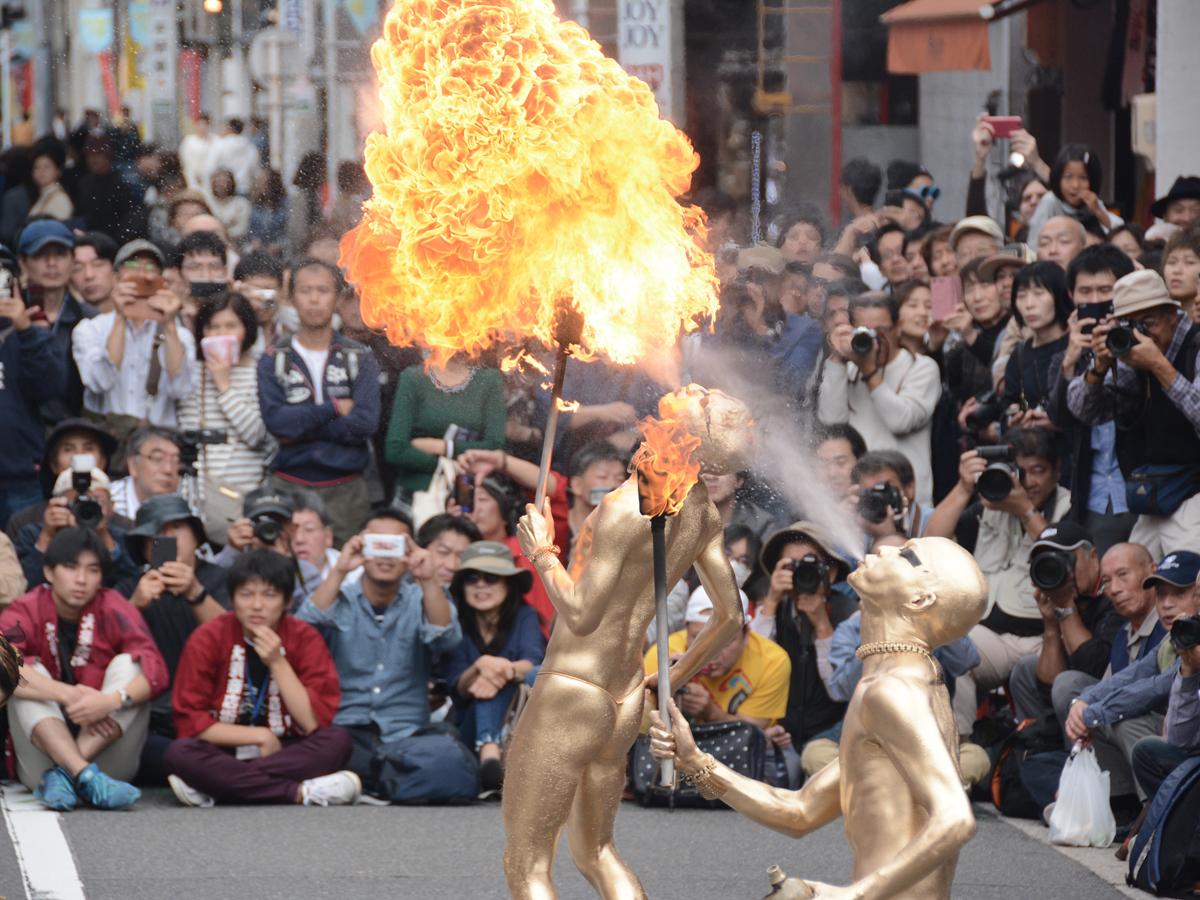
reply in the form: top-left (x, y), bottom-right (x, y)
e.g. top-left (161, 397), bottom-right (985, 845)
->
top-left (200, 334), bottom-right (240, 365)
top-left (982, 115), bottom-right (1022, 139)
top-left (930, 276), bottom-right (963, 322)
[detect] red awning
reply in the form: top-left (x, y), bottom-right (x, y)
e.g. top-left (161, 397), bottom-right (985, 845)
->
top-left (880, 0), bottom-right (995, 74)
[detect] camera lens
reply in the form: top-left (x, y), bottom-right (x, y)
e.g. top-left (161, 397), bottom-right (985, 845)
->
top-left (858, 492), bottom-right (888, 525)
top-left (1106, 324), bottom-right (1134, 357)
top-left (253, 516), bottom-right (281, 544)
top-left (790, 555), bottom-right (828, 595)
top-left (977, 464), bottom-right (1015, 503)
top-left (850, 327), bottom-right (875, 356)
top-left (70, 496), bottom-right (103, 530)
top-left (1030, 550), bottom-right (1073, 591)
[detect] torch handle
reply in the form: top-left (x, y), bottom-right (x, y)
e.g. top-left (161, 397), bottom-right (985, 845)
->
top-left (534, 343), bottom-right (570, 508)
top-left (651, 516), bottom-right (673, 787)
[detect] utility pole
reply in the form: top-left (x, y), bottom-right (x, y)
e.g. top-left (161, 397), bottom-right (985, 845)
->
top-left (322, 0), bottom-right (337, 203)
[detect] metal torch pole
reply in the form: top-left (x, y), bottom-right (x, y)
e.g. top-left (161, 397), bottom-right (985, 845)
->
top-left (534, 342), bottom-right (569, 507)
top-left (651, 515), bottom-right (674, 786)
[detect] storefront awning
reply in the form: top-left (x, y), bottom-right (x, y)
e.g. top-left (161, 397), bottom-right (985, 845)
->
top-left (880, 0), bottom-right (1044, 74)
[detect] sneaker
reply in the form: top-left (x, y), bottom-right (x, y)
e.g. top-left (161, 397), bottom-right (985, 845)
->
top-left (478, 758), bottom-right (503, 801)
top-left (34, 767), bottom-right (77, 811)
top-left (168, 774), bottom-right (215, 808)
top-left (75, 763), bottom-right (140, 810)
top-left (300, 770), bottom-right (361, 807)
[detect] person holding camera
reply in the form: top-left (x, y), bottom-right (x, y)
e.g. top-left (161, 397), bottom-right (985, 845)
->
top-left (817, 292), bottom-right (942, 506)
top-left (749, 522), bottom-right (857, 757)
top-left (926, 425), bottom-right (1071, 736)
top-left (1130, 612), bottom-right (1200, 801)
top-left (217, 489), bottom-right (324, 607)
top-left (850, 449), bottom-right (930, 545)
top-left (1067, 269), bottom-right (1200, 560)
top-left (1005, 523), bottom-right (1123, 724)
top-left (297, 506), bottom-right (462, 797)
top-left (73, 240), bottom-right (197, 440)
top-left (998, 261), bottom-right (1072, 432)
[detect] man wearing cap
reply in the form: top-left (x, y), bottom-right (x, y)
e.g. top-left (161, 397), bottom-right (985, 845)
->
top-left (1151, 176), bottom-right (1200, 229)
top-left (979, 244), bottom-right (1033, 312)
top-left (1069, 269), bottom-right (1200, 559)
top-left (1005, 523), bottom-right (1123, 725)
top-left (216, 488), bottom-right (323, 606)
top-left (1061, 551), bottom-right (1200, 800)
top-left (750, 522), bottom-right (857, 752)
top-left (15, 220), bottom-right (97, 424)
top-left (950, 216), bottom-right (1004, 269)
top-left (72, 238), bottom-right (196, 432)
top-left (298, 507), bottom-right (460, 793)
top-left (1037, 216), bottom-right (1087, 271)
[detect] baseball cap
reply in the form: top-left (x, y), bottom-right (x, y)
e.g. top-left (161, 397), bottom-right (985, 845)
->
top-left (979, 243), bottom-right (1036, 282)
top-left (114, 239), bottom-right (165, 270)
top-left (1113, 269), bottom-right (1179, 318)
top-left (1142, 551), bottom-right (1200, 590)
top-left (243, 488), bottom-right (294, 521)
top-left (685, 585), bottom-right (750, 624)
top-left (17, 220), bottom-right (75, 256)
top-left (949, 216), bottom-right (1004, 251)
top-left (1030, 522), bottom-right (1094, 558)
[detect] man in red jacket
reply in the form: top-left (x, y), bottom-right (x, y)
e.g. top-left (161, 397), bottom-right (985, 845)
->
top-left (0, 528), bottom-right (168, 810)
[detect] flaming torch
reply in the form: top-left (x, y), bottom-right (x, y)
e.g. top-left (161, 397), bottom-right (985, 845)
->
top-left (633, 390), bottom-right (703, 786)
top-left (340, 0), bottom-right (719, 501)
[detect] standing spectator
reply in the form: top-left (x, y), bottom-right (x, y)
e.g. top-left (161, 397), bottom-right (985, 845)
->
top-left (560, 441), bottom-right (626, 558)
top-left (1107, 224), bottom-right (1145, 262)
top-left (27, 138), bottom-right (73, 222)
top-left (1000, 262), bottom-right (1071, 429)
top-left (950, 216), bottom-right (1004, 268)
top-left (0, 147), bottom-right (34, 247)
top-left (208, 118), bottom-right (259, 196)
top-left (0, 270), bottom-right (67, 524)
top-left (258, 260), bottom-right (380, 544)
top-left (1161, 225), bottom-right (1200, 320)
top-left (328, 161), bottom-right (369, 236)
top-left (297, 510), bottom-right (462, 795)
top-left (385, 353), bottom-right (505, 498)
top-left (817, 292), bottom-right (942, 505)
top-left (1027, 144), bottom-right (1124, 247)
top-left (246, 168), bottom-right (289, 256)
top-left (74, 135), bottom-right (144, 243)
top-left (1037, 216), bottom-right (1087, 271)
top-left (232, 252), bottom-right (285, 349)
top-left (839, 158), bottom-right (882, 220)
top-left (922, 225), bottom-right (958, 278)
top-left (163, 550), bottom-right (359, 807)
top-left (1150, 176), bottom-right (1200, 229)
top-left (446, 541), bottom-right (545, 798)
top-left (0, 528), bottom-right (168, 809)
top-left (893, 281), bottom-right (931, 356)
top-left (179, 115), bottom-right (215, 191)
top-left (72, 239), bottom-right (195, 437)
top-left (289, 152), bottom-right (328, 248)
top-left (167, 191), bottom-right (212, 242)
top-left (207, 169), bottom-right (251, 244)
top-left (175, 231), bottom-right (232, 332)
top-left (873, 223), bottom-right (911, 287)
top-left (775, 206), bottom-right (826, 266)
top-left (1068, 270), bottom-right (1200, 559)
top-left (812, 424), bottom-right (867, 504)
top-left (71, 232), bottom-right (119, 312)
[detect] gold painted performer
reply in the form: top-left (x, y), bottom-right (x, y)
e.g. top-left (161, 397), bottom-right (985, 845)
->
top-left (503, 386), bottom-right (753, 899)
top-left (650, 537), bottom-right (987, 900)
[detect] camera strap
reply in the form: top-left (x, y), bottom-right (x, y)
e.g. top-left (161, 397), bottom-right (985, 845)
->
top-left (145, 327), bottom-right (164, 399)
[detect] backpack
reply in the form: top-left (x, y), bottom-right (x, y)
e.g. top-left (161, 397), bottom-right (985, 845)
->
top-left (989, 714), bottom-right (1066, 819)
top-left (1127, 756), bottom-right (1200, 896)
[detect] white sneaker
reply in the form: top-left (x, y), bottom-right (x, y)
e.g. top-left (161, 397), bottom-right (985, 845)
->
top-left (168, 774), bottom-right (215, 808)
top-left (300, 770), bottom-right (362, 807)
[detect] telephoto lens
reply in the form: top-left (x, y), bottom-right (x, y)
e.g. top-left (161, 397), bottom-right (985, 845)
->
top-left (849, 326), bottom-right (877, 356)
top-left (975, 445), bottom-right (1017, 503)
top-left (788, 554), bottom-right (830, 595)
top-left (1030, 548), bottom-right (1074, 591)
top-left (1170, 614), bottom-right (1200, 652)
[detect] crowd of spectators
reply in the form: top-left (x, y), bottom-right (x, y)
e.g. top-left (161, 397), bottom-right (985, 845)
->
top-left (0, 107), bottom-right (1196, 877)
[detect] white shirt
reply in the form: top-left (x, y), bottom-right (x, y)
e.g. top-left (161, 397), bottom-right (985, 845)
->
top-left (291, 340), bottom-right (329, 404)
top-left (110, 476), bottom-right (200, 521)
top-left (209, 133), bottom-right (260, 195)
top-left (179, 133), bottom-right (215, 191)
top-left (71, 312), bottom-right (197, 427)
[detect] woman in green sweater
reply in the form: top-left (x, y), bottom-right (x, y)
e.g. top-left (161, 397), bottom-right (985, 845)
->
top-left (385, 354), bottom-right (508, 496)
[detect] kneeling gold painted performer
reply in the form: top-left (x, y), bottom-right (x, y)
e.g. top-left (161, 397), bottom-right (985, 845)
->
top-left (503, 386), bottom-right (753, 899)
top-left (651, 537), bottom-right (987, 900)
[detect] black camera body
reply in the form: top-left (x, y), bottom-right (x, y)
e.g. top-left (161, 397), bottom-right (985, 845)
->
top-left (177, 428), bottom-right (228, 476)
top-left (68, 468), bottom-right (103, 530)
top-left (975, 444), bottom-right (1018, 503)
top-left (787, 554), bottom-right (831, 595)
top-left (251, 514), bottom-right (282, 545)
top-left (1030, 548), bottom-right (1075, 591)
top-left (858, 481), bottom-right (904, 525)
top-left (1105, 319), bottom-right (1150, 357)
top-left (965, 389), bottom-right (1003, 433)
top-left (1171, 614), bottom-right (1200, 652)
top-left (850, 326), bottom-right (877, 356)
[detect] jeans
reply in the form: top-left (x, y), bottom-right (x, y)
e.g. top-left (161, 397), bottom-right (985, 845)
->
top-left (457, 683), bottom-right (516, 750)
top-left (1130, 736), bottom-right (1200, 800)
top-left (0, 478), bottom-right (42, 528)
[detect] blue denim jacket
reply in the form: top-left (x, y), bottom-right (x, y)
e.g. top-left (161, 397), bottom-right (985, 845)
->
top-left (297, 578), bottom-right (462, 742)
top-left (1080, 642), bottom-right (1179, 729)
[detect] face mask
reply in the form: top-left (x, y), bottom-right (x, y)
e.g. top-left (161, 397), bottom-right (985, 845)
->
top-left (730, 558), bottom-right (752, 588)
top-left (588, 486), bottom-right (615, 507)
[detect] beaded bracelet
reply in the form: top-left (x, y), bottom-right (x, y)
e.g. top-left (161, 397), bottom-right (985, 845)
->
top-left (529, 544), bottom-right (561, 567)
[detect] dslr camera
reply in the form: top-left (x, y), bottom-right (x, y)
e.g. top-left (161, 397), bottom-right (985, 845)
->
top-left (786, 554), bottom-right (831, 595)
top-left (244, 493), bottom-right (293, 546)
top-left (965, 389), bottom-right (1004, 433)
top-left (1030, 548), bottom-right (1075, 592)
top-left (850, 326), bottom-right (877, 356)
top-left (1171, 614), bottom-right (1200, 653)
top-left (68, 454), bottom-right (103, 530)
top-left (177, 428), bottom-right (227, 476)
top-left (858, 482), bottom-right (905, 526)
top-left (975, 445), bottom-right (1018, 503)
top-left (1105, 319), bottom-right (1150, 357)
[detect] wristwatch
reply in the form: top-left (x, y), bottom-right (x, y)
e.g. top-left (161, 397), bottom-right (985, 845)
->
top-left (1053, 606), bottom-right (1078, 621)
top-left (186, 588), bottom-right (208, 607)
top-left (117, 688), bottom-right (133, 710)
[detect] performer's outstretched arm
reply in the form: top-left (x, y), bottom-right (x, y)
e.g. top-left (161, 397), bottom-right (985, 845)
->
top-left (666, 529), bottom-right (744, 687)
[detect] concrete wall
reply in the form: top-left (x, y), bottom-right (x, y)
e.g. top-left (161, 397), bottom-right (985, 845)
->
top-left (1156, 0), bottom-right (1200, 195)
top-left (842, 124), bottom-right (920, 180)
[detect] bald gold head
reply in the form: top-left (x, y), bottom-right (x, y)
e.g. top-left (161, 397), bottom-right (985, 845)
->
top-left (850, 536), bottom-right (987, 647)
top-left (671, 384), bottom-right (755, 475)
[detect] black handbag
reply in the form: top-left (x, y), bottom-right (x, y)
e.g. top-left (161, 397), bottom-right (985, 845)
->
top-left (629, 719), bottom-right (779, 809)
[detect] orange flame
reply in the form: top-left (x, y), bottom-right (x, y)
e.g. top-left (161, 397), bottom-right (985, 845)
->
top-left (340, 0), bottom-right (718, 365)
top-left (633, 391), bottom-right (703, 518)
top-left (555, 397), bottom-right (581, 413)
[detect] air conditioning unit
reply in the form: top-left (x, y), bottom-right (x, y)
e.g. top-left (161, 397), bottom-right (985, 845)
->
top-left (1131, 93), bottom-right (1155, 172)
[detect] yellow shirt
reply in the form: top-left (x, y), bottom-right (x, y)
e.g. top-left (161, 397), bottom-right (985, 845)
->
top-left (644, 629), bottom-right (791, 723)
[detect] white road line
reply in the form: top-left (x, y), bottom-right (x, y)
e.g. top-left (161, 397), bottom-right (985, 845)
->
top-left (0, 784), bottom-right (85, 900)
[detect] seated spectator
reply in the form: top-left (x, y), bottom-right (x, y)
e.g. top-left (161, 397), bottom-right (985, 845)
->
top-left (700, 470), bottom-right (780, 543)
top-left (1068, 270), bottom-right (1200, 559)
top-left (0, 631), bottom-right (19, 705)
top-left (447, 542), bottom-right (545, 798)
top-left (926, 426), bottom-right (1071, 736)
top-left (72, 239), bottom-right (196, 439)
top-left (1162, 224), bottom-right (1200, 320)
top-left (1062, 551), bottom-right (1200, 801)
top-left (0, 528), bottom-right (168, 809)
top-left (290, 491), bottom-right (339, 582)
top-left (415, 513), bottom-right (482, 587)
top-left (1006, 523), bottom-right (1123, 723)
top-left (1000, 261), bottom-right (1071, 430)
top-left (950, 216), bottom-right (1004, 268)
top-left (850, 449), bottom-right (930, 544)
top-left (1027, 144), bottom-right (1124, 248)
top-left (110, 426), bottom-right (197, 521)
top-left (817, 291), bottom-right (942, 505)
top-left (71, 232), bottom-right (118, 312)
top-left (164, 550), bottom-right (358, 807)
top-left (297, 509), bottom-right (461, 796)
top-left (1130, 612), bottom-right (1200, 800)
top-left (1037, 216), bottom-right (1087, 271)
top-left (811, 424), bottom-right (867, 505)
top-left (207, 169), bottom-right (251, 243)
top-left (217, 489), bottom-right (323, 605)
top-left (232, 251), bottom-right (285, 349)
top-left (259, 259), bottom-right (380, 545)
top-left (749, 522), bottom-right (856, 754)
top-left (1100, 542), bottom-right (1167, 676)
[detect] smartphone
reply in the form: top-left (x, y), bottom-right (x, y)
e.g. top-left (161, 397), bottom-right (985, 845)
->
top-left (1077, 301), bottom-right (1113, 334)
top-left (201, 334), bottom-right (241, 365)
top-left (982, 115), bottom-right (1022, 139)
top-left (123, 272), bottom-right (165, 299)
top-left (150, 536), bottom-right (177, 569)
top-left (931, 276), bottom-right (963, 322)
top-left (454, 473), bottom-right (475, 513)
top-left (363, 533), bottom-right (407, 558)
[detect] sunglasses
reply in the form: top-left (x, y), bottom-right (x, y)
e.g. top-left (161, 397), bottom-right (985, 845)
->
top-left (918, 185), bottom-right (941, 202)
top-left (899, 547), bottom-right (923, 568)
top-left (462, 571), bottom-right (503, 587)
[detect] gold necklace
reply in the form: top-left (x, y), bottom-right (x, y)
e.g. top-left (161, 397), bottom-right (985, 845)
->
top-left (856, 640), bottom-right (943, 683)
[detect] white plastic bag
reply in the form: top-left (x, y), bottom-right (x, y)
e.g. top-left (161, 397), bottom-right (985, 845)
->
top-left (1048, 743), bottom-right (1116, 848)
top-left (411, 456), bottom-right (458, 533)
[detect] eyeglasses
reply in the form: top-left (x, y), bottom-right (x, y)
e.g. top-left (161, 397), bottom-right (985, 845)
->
top-left (899, 547), bottom-right (923, 568)
top-left (462, 571), bottom-right (503, 586)
top-left (137, 450), bottom-right (181, 468)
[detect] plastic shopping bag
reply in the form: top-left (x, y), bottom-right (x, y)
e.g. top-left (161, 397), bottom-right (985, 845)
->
top-left (1048, 743), bottom-right (1116, 848)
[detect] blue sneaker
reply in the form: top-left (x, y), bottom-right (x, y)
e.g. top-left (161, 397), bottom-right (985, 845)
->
top-left (74, 763), bottom-right (140, 810)
top-left (33, 767), bottom-right (77, 811)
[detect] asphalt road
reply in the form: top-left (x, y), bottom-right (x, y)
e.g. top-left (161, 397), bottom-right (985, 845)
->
top-left (0, 788), bottom-right (1137, 900)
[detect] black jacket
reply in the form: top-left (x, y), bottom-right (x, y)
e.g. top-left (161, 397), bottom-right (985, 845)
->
top-left (776, 586), bottom-right (858, 745)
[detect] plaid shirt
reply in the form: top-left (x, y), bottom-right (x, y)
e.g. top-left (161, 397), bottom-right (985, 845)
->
top-left (1066, 312), bottom-right (1200, 432)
